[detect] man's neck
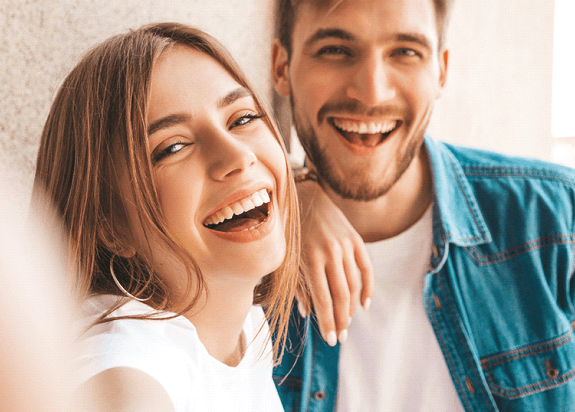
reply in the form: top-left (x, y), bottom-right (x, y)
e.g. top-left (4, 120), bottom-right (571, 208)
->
top-left (326, 148), bottom-right (433, 242)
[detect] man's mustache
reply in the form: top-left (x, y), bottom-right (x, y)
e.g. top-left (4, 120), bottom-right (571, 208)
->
top-left (317, 100), bottom-right (406, 124)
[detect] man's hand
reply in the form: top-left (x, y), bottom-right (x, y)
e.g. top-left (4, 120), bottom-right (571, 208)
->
top-left (296, 178), bottom-right (373, 347)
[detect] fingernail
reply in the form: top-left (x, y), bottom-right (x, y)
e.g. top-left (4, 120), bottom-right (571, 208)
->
top-left (326, 331), bottom-right (337, 347)
top-left (338, 329), bottom-right (348, 344)
top-left (298, 301), bottom-right (308, 317)
top-left (363, 298), bottom-right (371, 311)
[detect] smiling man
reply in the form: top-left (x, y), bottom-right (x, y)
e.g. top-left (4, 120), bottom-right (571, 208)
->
top-left (271, 0), bottom-right (575, 411)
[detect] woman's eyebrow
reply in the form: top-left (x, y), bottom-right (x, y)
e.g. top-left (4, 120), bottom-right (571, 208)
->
top-left (217, 87), bottom-right (253, 108)
top-left (147, 113), bottom-right (191, 136)
top-left (147, 87), bottom-right (253, 136)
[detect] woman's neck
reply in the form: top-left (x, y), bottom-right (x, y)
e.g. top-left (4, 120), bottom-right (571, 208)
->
top-left (183, 280), bottom-right (257, 367)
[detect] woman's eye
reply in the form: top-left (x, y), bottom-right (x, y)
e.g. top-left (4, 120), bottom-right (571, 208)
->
top-left (230, 112), bottom-right (264, 128)
top-left (152, 142), bottom-right (188, 164)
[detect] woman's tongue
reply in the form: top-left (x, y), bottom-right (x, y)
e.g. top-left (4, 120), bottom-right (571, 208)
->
top-left (213, 209), bottom-right (266, 232)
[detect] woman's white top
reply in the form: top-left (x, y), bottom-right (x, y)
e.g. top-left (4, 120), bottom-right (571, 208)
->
top-left (77, 295), bottom-right (284, 412)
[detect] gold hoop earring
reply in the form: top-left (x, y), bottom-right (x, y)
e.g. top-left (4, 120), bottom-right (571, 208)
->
top-left (110, 254), bottom-right (151, 302)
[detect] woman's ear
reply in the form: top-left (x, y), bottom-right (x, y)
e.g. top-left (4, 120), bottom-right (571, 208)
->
top-left (272, 39), bottom-right (290, 96)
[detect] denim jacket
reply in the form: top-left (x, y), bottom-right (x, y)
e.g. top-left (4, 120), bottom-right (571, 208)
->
top-left (274, 136), bottom-right (575, 412)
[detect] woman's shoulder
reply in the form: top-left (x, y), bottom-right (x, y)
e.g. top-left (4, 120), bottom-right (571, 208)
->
top-left (77, 295), bottom-right (200, 411)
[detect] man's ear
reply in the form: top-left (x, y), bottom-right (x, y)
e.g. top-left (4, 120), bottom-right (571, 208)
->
top-left (272, 39), bottom-right (290, 96)
top-left (438, 48), bottom-right (449, 92)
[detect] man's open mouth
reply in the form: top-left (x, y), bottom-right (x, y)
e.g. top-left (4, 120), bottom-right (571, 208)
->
top-left (203, 189), bottom-right (271, 233)
top-left (330, 118), bottom-right (399, 147)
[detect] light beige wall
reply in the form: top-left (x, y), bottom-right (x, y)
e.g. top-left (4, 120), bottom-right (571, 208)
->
top-left (0, 0), bottom-right (274, 209)
top-left (428, 0), bottom-right (556, 161)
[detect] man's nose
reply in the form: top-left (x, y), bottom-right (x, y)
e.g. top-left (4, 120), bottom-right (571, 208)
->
top-left (207, 130), bottom-right (257, 181)
top-left (346, 53), bottom-right (396, 106)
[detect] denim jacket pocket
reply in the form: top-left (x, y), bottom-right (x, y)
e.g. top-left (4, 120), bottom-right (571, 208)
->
top-left (481, 329), bottom-right (575, 410)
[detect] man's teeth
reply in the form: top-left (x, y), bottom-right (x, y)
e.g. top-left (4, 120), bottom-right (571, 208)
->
top-left (204, 189), bottom-right (270, 226)
top-left (332, 119), bottom-right (397, 134)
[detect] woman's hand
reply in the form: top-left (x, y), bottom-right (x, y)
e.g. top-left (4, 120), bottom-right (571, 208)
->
top-left (295, 178), bottom-right (373, 347)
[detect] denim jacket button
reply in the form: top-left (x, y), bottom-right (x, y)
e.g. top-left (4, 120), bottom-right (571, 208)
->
top-left (433, 294), bottom-right (443, 310)
top-left (313, 390), bottom-right (326, 401)
top-left (432, 244), bottom-right (439, 259)
top-left (545, 359), bottom-right (560, 378)
top-left (465, 377), bottom-right (476, 394)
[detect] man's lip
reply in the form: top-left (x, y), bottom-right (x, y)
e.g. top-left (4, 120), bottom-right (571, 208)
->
top-left (330, 117), bottom-right (399, 134)
top-left (327, 117), bottom-right (401, 152)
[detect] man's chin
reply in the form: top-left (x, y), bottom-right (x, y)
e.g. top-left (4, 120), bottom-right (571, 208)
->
top-left (320, 172), bottom-right (391, 202)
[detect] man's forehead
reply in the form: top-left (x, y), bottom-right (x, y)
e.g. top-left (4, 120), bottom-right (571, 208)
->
top-left (292, 0), bottom-right (439, 46)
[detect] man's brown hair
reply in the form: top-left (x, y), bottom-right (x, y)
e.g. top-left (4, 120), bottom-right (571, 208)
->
top-left (276, 0), bottom-right (454, 56)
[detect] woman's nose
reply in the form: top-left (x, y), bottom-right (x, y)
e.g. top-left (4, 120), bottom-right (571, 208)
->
top-left (207, 131), bottom-right (257, 180)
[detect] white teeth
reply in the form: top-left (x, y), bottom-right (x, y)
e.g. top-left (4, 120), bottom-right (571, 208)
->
top-left (240, 198), bottom-right (255, 211)
top-left (252, 192), bottom-right (263, 207)
top-left (231, 202), bottom-right (244, 215)
top-left (204, 189), bottom-right (271, 226)
top-left (222, 206), bottom-right (234, 220)
top-left (332, 119), bottom-right (397, 134)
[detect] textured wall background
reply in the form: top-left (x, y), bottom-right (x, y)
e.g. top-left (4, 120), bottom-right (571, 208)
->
top-left (428, 0), bottom-right (557, 160)
top-left (0, 0), bottom-right (274, 210)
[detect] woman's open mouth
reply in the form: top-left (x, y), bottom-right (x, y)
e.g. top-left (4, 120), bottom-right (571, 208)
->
top-left (330, 118), bottom-right (400, 148)
top-left (203, 189), bottom-right (270, 233)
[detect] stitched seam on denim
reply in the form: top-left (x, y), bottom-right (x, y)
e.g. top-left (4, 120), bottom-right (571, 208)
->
top-left (570, 222), bottom-right (575, 299)
top-left (305, 323), bottom-right (318, 412)
top-left (427, 279), bottom-right (473, 412)
top-left (439, 275), bottom-right (491, 405)
top-left (463, 167), bottom-right (575, 186)
top-left (449, 157), bottom-right (488, 241)
top-left (481, 332), bottom-right (573, 368)
top-left (274, 375), bottom-right (303, 388)
top-left (486, 366), bottom-right (575, 399)
top-left (439, 270), bottom-right (496, 404)
top-left (466, 235), bottom-right (575, 265)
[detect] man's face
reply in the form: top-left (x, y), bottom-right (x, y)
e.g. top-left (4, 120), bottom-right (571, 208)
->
top-left (273, 0), bottom-right (448, 201)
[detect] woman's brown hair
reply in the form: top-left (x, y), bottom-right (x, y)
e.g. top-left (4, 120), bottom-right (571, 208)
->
top-left (33, 22), bottom-right (300, 362)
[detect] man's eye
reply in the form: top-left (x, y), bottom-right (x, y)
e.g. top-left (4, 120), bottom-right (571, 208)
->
top-left (393, 48), bottom-right (420, 58)
top-left (316, 46), bottom-right (352, 57)
top-left (152, 142), bottom-right (188, 164)
top-left (230, 113), bottom-right (264, 128)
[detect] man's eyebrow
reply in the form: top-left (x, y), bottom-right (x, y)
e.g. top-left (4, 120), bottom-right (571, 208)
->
top-left (393, 33), bottom-right (433, 50)
top-left (218, 87), bottom-right (253, 108)
top-left (304, 28), bottom-right (356, 48)
top-left (147, 113), bottom-right (190, 136)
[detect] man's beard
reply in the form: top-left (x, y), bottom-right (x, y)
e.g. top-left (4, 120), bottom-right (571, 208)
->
top-left (291, 98), bottom-right (432, 202)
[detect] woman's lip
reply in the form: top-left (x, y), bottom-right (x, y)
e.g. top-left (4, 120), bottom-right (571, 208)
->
top-left (207, 198), bottom-right (276, 243)
top-left (202, 185), bottom-right (272, 224)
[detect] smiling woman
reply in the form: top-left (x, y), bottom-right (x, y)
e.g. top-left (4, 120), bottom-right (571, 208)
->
top-left (32, 22), bottom-right (300, 412)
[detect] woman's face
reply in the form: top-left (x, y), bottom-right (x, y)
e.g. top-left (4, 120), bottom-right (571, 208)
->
top-left (133, 45), bottom-right (288, 291)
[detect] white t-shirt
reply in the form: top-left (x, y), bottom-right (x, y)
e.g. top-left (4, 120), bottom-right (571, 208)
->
top-left (338, 206), bottom-right (465, 411)
top-left (77, 295), bottom-right (284, 412)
